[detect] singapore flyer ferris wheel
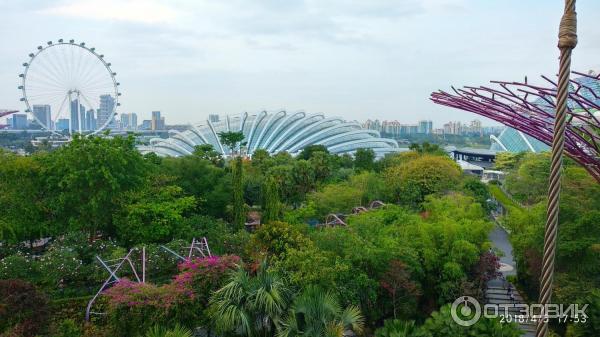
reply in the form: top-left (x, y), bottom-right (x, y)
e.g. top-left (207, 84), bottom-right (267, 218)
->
top-left (18, 39), bottom-right (121, 137)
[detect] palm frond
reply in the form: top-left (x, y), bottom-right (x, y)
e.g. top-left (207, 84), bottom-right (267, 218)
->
top-left (339, 305), bottom-right (365, 334)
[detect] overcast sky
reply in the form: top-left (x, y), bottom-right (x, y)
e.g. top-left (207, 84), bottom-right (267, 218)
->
top-left (1, 0), bottom-right (599, 126)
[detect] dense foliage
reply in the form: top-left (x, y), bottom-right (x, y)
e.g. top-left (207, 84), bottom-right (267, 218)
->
top-left (495, 152), bottom-right (600, 335)
top-left (0, 135), bottom-right (563, 336)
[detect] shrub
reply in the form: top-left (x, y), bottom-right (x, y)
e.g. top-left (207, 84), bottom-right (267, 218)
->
top-left (374, 319), bottom-right (418, 337)
top-left (418, 304), bottom-right (522, 337)
top-left (0, 253), bottom-right (39, 282)
top-left (53, 319), bottom-right (83, 337)
top-left (0, 279), bottom-right (49, 337)
top-left (104, 255), bottom-right (240, 335)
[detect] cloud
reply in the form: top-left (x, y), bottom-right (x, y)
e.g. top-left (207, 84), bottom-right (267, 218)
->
top-left (40, 0), bottom-right (180, 24)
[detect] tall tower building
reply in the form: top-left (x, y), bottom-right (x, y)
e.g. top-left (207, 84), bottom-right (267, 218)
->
top-left (151, 111), bottom-right (164, 130)
top-left (70, 99), bottom-right (85, 131)
top-left (97, 95), bottom-right (115, 130)
top-left (86, 109), bottom-right (96, 130)
top-left (32, 104), bottom-right (51, 130)
top-left (130, 113), bottom-right (138, 130)
top-left (418, 120), bottom-right (433, 134)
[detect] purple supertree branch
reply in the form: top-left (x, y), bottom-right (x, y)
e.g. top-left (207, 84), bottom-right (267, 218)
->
top-left (430, 70), bottom-right (600, 182)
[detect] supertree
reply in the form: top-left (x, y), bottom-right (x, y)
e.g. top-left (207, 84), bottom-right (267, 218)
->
top-left (430, 70), bottom-right (600, 182)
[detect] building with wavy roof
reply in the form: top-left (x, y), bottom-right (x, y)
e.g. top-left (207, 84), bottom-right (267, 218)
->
top-left (138, 111), bottom-right (400, 158)
top-left (490, 127), bottom-right (549, 153)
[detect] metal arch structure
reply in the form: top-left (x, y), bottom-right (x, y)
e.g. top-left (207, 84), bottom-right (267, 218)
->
top-left (318, 201), bottom-right (387, 228)
top-left (352, 206), bottom-right (369, 214)
top-left (85, 238), bottom-right (212, 321)
top-left (430, 70), bottom-right (600, 182)
top-left (369, 200), bottom-right (386, 209)
top-left (19, 39), bottom-right (120, 137)
top-left (138, 111), bottom-right (401, 158)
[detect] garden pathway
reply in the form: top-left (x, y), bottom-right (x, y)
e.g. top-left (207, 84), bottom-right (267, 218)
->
top-left (487, 224), bottom-right (535, 337)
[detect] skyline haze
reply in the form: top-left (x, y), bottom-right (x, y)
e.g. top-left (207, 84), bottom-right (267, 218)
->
top-left (1, 0), bottom-right (599, 126)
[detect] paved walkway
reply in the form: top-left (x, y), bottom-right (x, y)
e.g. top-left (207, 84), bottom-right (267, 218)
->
top-left (489, 224), bottom-right (516, 276)
top-left (487, 224), bottom-right (535, 336)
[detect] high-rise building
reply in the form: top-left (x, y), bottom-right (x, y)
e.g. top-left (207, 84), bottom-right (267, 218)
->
top-left (130, 113), bottom-right (138, 130)
top-left (97, 95), bottom-right (115, 129)
top-left (141, 120), bottom-right (152, 130)
top-left (120, 114), bottom-right (128, 130)
top-left (10, 114), bottom-right (28, 129)
top-left (70, 99), bottom-right (86, 131)
top-left (57, 119), bottom-right (70, 131)
top-left (364, 119), bottom-right (434, 138)
top-left (418, 120), bottom-right (433, 134)
top-left (468, 119), bottom-right (482, 136)
top-left (209, 114), bottom-right (220, 123)
top-left (86, 109), bottom-right (96, 130)
top-left (121, 113), bottom-right (138, 130)
top-left (32, 105), bottom-right (51, 130)
top-left (151, 111), bottom-right (165, 130)
top-left (443, 121), bottom-right (463, 135)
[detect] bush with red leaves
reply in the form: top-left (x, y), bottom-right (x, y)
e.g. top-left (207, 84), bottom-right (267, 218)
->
top-left (0, 279), bottom-right (49, 337)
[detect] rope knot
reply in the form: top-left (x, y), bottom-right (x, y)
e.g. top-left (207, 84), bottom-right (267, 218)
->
top-left (558, 11), bottom-right (577, 49)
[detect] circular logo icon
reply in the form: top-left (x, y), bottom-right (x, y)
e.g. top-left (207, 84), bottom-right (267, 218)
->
top-left (451, 296), bottom-right (481, 326)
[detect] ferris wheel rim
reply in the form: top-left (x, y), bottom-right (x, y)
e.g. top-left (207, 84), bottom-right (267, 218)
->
top-left (19, 39), bottom-right (120, 138)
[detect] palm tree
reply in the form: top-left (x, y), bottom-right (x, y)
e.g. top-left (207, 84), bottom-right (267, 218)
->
top-left (210, 262), bottom-right (290, 337)
top-left (144, 324), bottom-right (193, 337)
top-left (374, 319), bottom-right (418, 337)
top-left (277, 286), bottom-right (365, 337)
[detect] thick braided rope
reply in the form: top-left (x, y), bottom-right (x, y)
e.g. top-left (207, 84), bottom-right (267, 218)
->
top-left (535, 1), bottom-right (577, 337)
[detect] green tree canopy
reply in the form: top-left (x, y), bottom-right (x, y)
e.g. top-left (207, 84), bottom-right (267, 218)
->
top-left (384, 154), bottom-right (461, 206)
top-left (354, 148), bottom-right (376, 172)
top-left (218, 131), bottom-right (245, 154)
top-left (44, 135), bottom-right (148, 239)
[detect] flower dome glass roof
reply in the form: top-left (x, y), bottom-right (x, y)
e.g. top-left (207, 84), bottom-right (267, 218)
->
top-left (138, 111), bottom-right (400, 158)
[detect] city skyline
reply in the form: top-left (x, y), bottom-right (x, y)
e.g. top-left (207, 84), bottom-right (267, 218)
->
top-left (5, 108), bottom-right (500, 133)
top-left (1, 1), bottom-right (599, 126)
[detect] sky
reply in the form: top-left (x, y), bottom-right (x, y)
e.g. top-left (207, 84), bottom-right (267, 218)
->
top-left (1, 0), bottom-right (599, 126)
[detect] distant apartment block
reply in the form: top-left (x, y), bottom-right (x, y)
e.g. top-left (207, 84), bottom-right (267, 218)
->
top-left (97, 95), bottom-right (115, 130)
top-left (140, 120), bottom-right (152, 130)
top-left (363, 119), bottom-right (434, 137)
top-left (32, 104), bottom-right (51, 130)
top-left (120, 113), bottom-right (138, 130)
top-left (151, 111), bottom-right (165, 130)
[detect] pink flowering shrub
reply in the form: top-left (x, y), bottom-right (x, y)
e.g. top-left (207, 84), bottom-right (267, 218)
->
top-left (104, 255), bottom-right (240, 335)
top-left (176, 255), bottom-right (240, 304)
